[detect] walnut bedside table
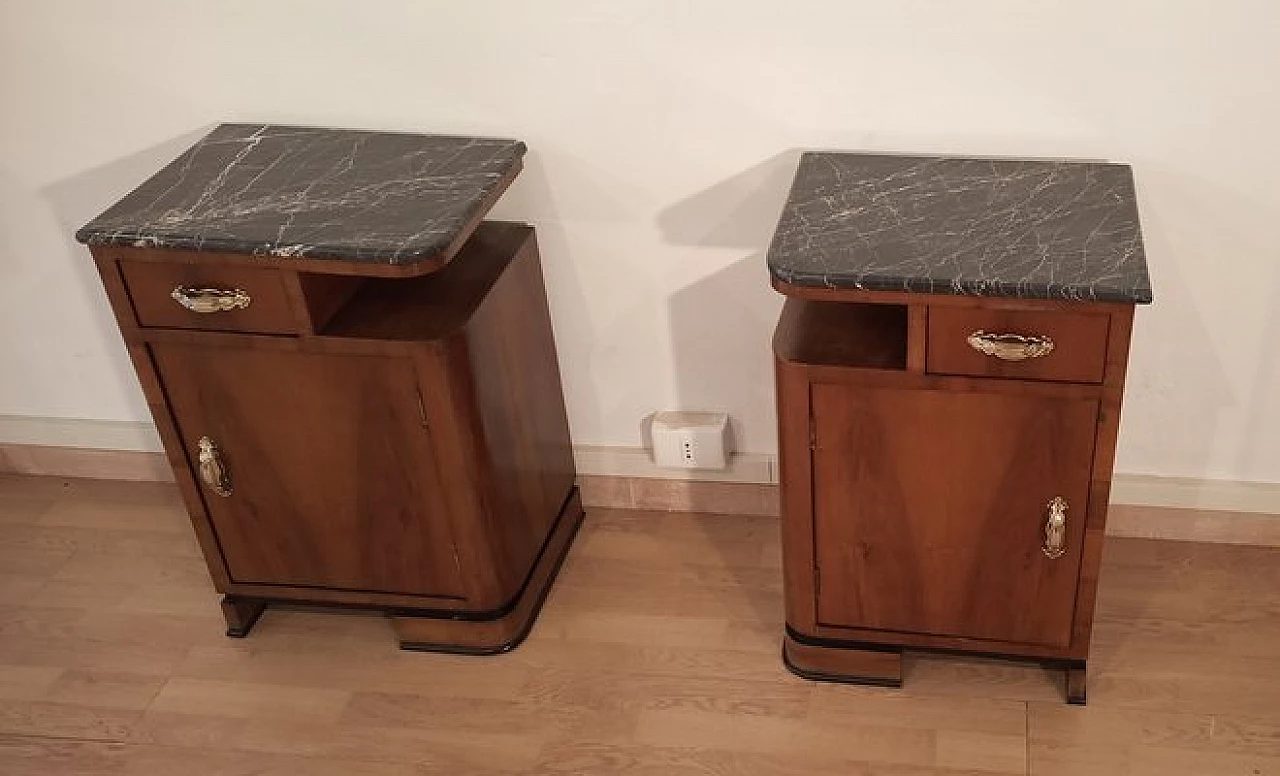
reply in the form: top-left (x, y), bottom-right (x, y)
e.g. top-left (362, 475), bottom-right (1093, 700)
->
top-left (76, 124), bottom-right (582, 653)
top-left (767, 153), bottom-right (1153, 703)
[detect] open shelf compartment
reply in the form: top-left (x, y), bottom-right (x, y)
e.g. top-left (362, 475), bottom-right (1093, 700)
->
top-left (774, 298), bottom-right (908, 370)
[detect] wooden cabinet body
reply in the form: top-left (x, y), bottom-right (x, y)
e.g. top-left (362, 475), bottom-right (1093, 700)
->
top-left (774, 284), bottom-right (1136, 703)
top-left (89, 222), bottom-right (583, 652)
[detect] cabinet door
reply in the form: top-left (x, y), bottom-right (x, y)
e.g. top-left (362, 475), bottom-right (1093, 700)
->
top-left (811, 384), bottom-right (1097, 647)
top-left (152, 344), bottom-right (464, 598)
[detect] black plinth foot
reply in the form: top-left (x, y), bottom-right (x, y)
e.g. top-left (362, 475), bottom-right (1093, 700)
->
top-left (221, 595), bottom-right (266, 638)
top-left (1065, 663), bottom-right (1087, 705)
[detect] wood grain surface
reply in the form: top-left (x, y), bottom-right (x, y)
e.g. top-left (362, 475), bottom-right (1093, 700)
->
top-left (810, 384), bottom-right (1098, 647)
top-left (150, 345), bottom-right (464, 598)
top-left (2, 474), bottom-right (1279, 775)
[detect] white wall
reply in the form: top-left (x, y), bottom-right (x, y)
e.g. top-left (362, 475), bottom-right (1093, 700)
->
top-left (2, 0), bottom-right (1278, 482)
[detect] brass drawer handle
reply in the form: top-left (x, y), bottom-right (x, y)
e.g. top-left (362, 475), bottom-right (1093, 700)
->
top-left (1043, 496), bottom-right (1068, 559)
top-left (966, 330), bottom-right (1054, 361)
top-left (171, 286), bottom-right (251, 313)
top-left (197, 437), bottom-right (233, 497)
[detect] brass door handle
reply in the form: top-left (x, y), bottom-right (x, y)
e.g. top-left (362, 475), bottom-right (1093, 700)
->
top-left (967, 330), bottom-right (1054, 361)
top-left (1043, 496), bottom-right (1068, 559)
top-left (197, 437), bottom-right (232, 497)
top-left (171, 286), bottom-right (251, 313)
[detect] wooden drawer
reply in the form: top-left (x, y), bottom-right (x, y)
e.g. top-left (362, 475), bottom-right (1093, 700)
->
top-left (926, 306), bottom-right (1109, 383)
top-left (119, 261), bottom-right (297, 334)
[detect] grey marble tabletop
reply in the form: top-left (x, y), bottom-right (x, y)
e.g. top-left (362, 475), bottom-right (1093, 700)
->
top-left (76, 123), bottom-right (525, 264)
top-left (767, 153), bottom-right (1152, 303)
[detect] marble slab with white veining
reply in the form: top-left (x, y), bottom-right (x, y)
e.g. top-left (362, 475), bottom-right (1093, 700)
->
top-left (767, 152), bottom-right (1152, 303)
top-left (76, 123), bottom-right (525, 264)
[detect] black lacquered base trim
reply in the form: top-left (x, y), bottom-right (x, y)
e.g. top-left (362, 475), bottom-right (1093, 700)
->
top-left (785, 624), bottom-right (1087, 704)
top-left (213, 488), bottom-right (584, 656)
top-left (781, 644), bottom-right (903, 688)
top-left (221, 596), bottom-right (266, 638)
top-left (397, 496), bottom-right (585, 656)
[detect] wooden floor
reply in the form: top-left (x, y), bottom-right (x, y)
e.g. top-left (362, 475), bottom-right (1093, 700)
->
top-left (0, 475), bottom-right (1278, 775)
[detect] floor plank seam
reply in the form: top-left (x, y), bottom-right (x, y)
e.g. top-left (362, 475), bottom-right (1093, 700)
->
top-left (0, 731), bottom-right (129, 746)
top-left (1023, 700), bottom-right (1030, 776)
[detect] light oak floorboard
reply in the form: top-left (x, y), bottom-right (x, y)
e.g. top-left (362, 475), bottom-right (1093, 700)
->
top-left (0, 475), bottom-right (1277, 775)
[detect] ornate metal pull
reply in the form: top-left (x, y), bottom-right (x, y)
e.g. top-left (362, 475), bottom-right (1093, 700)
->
top-left (171, 286), bottom-right (251, 313)
top-left (1043, 496), bottom-right (1068, 559)
top-left (197, 436), bottom-right (232, 497)
top-left (966, 330), bottom-right (1054, 361)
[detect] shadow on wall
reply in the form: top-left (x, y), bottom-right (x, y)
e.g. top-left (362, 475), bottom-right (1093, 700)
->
top-left (645, 152), bottom-right (804, 628)
top-left (655, 151), bottom-right (802, 455)
top-left (1240, 264), bottom-right (1280, 477)
top-left (659, 150), bottom-right (802, 251)
top-left (1119, 162), bottom-right (1247, 482)
top-left (40, 126), bottom-right (214, 410)
top-left (488, 147), bottom-right (603, 445)
top-left (1125, 249), bottom-right (1231, 478)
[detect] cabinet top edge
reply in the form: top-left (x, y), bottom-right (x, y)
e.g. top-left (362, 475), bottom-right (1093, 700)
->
top-left (76, 123), bottom-right (525, 270)
top-left (767, 152), bottom-right (1153, 305)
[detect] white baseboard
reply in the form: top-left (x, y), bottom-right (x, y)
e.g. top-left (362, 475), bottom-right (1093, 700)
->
top-left (574, 443), bottom-right (1280, 516)
top-left (0, 415), bottom-right (162, 452)
top-left (573, 444), bottom-right (775, 484)
top-left (1108, 473), bottom-right (1280, 514)
top-left (0, 443), bottom-right (173, 482)
top-left (1, 415), bottom-right (1277, 517)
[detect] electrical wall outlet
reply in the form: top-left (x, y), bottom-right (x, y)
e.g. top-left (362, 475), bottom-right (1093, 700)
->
top-left (651, 411), bottom-right (730, 470)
